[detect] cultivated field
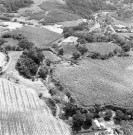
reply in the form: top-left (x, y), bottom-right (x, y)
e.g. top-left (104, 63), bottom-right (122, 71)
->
top-left (0, 78), bottom-right (70, 135)
top-left (10, 26), bottom-right (62, 48)
top-left (53, 57), bottom-right (133, 108)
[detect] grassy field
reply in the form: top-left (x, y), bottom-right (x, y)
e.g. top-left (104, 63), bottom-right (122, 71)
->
top-left (10, 26), bottom-right (62, 48)
top-left (53, 57), bottom-right (133, 108)
top-left (85, 42), bottom-right (121, 55)
top-left (43, 51), bottom-right (61, 62)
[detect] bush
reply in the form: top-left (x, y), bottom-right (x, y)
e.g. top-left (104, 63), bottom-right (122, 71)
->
top-left (84, 111), bottom-right (93, 126)
top-left (5, 45), bottom-right (12, 51)
top-left (115, 110), bottom-right (124, 120)
top-left (72, 51), bottom-right (81, 60)
top-left (2, 33), bottom-right (12, 38)
top-left (72, 111), bottom-right (86, 132)
top-left (0, 38), bottom-right (7, 45)
top-left (58, 48), bottom-right (64, 55)
top-left (49, 88), bottom-right (57, 96)
top-left (77, 45), bottom-right (88, 55)
top-left (63, 103), bottom-right (77, 117)
top-left (12, 34), bottom-right (25, 40)
top-left (38, 67), bottom-right (48, 79)
top-left (104, 110), bottom-right (112, 121)
top-left (122, 45), bottom-right (131, 52)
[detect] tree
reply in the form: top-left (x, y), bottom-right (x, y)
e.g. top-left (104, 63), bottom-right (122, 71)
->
top-left (58, 48), bottom-right (64, 55)
top-left (38, 67), bottom-right (48, 79)
top-left (18, 39), bottom-right (35, 50)
top-left (122, 44), bottom-right (131, 52)
top-left (27, 48), bottom-right (44, 64)
top-left (77, 45), bottom-right (88, 55)
top-left (84, 111), bottom-right (93, 126)
top-left (72, 111), bottom-right (86, 132)
top-left (104, 110), bottom-right (112, 121)
top-left (5, 45), bottom-right (12, 51)
top-left (115, 110), bottom-right (124, 120)
top-left (72, 51), bottom-right (81, 60)
top-left (63, 103), bottom-right (77, 117)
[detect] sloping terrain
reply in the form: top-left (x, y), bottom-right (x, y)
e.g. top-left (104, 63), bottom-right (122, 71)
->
top-left (85, 42), bottom-right (121, 55)
top-left (0, 78), bottom-right (70, 135)
top-left (10, 26), bottom-right (62, 48)
top-left (54, 57), bottom-right (133, 108)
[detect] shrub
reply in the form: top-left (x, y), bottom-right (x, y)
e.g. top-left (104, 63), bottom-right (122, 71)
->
top-left (63, 103), bottom-right (77, 117)
top-left (122, 45), bottom-right (131, 52)
top-left (115, 110), bottom-right (124, 120)
top-left (72, 111), bottom-right (86, 132)
top-left (58, 48), bottom-right (64, 55)
top-left (77, 45), bottom-right (88, 55)
top-left (104, 110), bottom-right (112, 121)
top-left (38, 67), bottom-right (48, 79)
top-left (72, 51), bottom-right (81, 60)
top-left (84, 111), bottom-right (93, 126)
top-left (2, 33), bottom-right (12, 38)
top-left (12, 34), bottom-right (25, 40)
top-left (5, 45), bottom-right (12, 51)
top-left (49, 88), bottom-right (57, 96)
top-left (0, 38), bottom-right (7, 45)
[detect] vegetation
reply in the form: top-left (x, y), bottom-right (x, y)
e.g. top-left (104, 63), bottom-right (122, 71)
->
top-left (16, 46), bottom-right (46, 79)
top-left (66, 0), bottom-right (116, 19)
top-left (10, 26), bottom-right (62, 48)
top-left (0, 0), bottom-right (33, 12)
top-left (53, 57), bottom-right (133, 108)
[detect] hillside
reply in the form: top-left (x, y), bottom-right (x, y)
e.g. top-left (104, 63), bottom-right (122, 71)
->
top-left (0, 78), bottom-right (70, 135)
top-left (53, 57), bottom-right (133, 108)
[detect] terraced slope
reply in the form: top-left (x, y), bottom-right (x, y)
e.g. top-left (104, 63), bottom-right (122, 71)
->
top-left (0, 78), bottom-right (70, 135)
top-left (53, 57), bottom-right (133, 108)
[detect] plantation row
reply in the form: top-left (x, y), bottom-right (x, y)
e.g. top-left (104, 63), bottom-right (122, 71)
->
top-left (0, 78), bottom-right (70, 135)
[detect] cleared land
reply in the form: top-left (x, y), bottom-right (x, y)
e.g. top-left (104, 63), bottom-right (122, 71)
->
top-left (10, 26), bottom-right (62, 48)
top-left (0, 78), bottom-right (70, 135)
top-left (54, 57), bottom-right (133, 108)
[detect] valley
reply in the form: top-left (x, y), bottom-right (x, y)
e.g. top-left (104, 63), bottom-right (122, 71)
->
top-left (1, 0), bottom-right (133, 135)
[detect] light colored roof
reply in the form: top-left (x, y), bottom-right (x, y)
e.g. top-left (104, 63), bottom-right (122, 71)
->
top-left (0, 78), bottom-right (70, 135)
top-left (1, 22), bottom-right (23, 30)
top-left (62, 36), bottom-right (78, 43)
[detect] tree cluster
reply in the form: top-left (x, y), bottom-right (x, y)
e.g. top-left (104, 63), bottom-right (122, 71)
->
top-left (16, 47), bottom-right (46, 79)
